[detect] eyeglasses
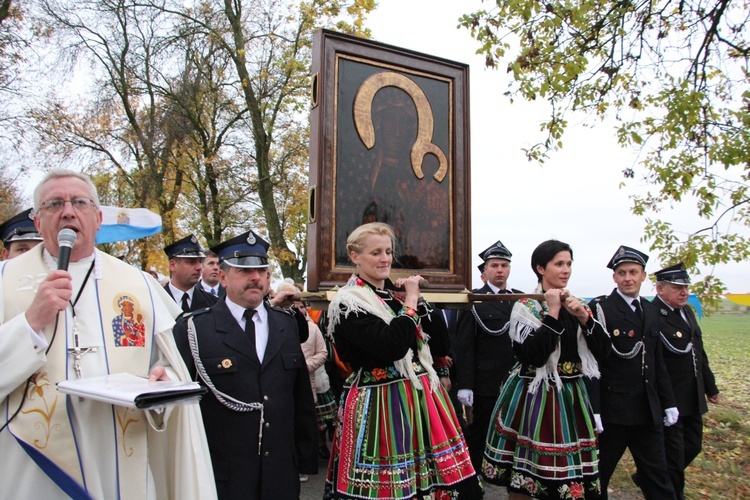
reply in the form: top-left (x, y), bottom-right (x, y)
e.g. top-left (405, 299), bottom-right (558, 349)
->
top-left (39, 197), bottom-right (97, 213)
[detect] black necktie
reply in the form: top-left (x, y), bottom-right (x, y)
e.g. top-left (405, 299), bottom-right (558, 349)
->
top-left (632, 299), bottom-right (642, 321)
top-left (243, 309), bottom-right (257, 351)
top-left (181, 292), bottom-right (190, 313)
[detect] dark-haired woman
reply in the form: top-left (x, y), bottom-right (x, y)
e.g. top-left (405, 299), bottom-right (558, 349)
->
top-left (324, 222), bottom-right (482, 499)
top-left (483, 240), bottom-right (610, 499)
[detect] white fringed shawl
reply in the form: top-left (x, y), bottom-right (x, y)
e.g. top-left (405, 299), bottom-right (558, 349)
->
top-left (510, 285), bottom-right (601, 394)
top-left (327, 275), bottom-right (439, 390)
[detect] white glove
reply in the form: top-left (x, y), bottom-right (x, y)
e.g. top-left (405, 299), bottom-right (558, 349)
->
top-left (594, 414), bottom-right (604, 433)
top-left (457, 389), bottom-right (474, 407)
top-left (664, 407), bottom-right (679, 427)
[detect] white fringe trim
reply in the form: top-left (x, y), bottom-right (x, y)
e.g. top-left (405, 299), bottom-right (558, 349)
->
top-left (327, 277), bottom-right (439, 390)
top-left (510, 285), bottom-right (601, 394)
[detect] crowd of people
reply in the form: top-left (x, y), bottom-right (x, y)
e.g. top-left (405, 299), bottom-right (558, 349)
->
top-left (0, 170), bottom-right (721, 499)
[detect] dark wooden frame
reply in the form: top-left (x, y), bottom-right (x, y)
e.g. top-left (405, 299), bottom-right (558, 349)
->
top-left (307, 29), bottom-right (471, 291)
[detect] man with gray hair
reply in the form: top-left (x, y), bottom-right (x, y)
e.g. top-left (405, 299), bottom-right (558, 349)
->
top-left (0, 169), bottom-right (215, 499)
top-left (653, 262), bottom-right (720, 499)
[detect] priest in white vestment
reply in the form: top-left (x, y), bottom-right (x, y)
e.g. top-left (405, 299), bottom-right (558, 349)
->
top-left (0, 169), bottom-right (216, 499)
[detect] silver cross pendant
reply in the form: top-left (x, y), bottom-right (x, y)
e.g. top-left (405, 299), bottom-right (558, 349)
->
top-left (67, 320), bottom-right (97, 378)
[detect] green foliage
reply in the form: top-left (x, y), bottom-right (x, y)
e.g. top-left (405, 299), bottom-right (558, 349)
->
top-left (193, 0), bottom-right (374, 281)
top-left (460, 0), bottom-right (750, 304)
top-left (23, 0), bottom-right (375, 279)
top-left (0, 171), bottom-right (23, 221)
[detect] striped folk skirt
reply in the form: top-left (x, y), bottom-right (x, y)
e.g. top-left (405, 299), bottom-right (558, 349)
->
top-left (316, 388), bottom-right (338, 429)
top-left (324, 366), bottom-right (481, 499)
top-left (483, 369), bottom-right (601, 499)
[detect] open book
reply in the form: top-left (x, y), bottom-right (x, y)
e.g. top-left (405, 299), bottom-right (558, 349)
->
top-left (58, 372), bottom-right (207, 409)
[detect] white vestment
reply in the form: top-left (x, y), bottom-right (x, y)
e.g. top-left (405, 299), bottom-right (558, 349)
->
top-left (0, 246), bottom-right (217, 500)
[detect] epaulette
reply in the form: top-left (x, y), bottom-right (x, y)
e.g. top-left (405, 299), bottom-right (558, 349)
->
top-left (587, 295), bottom-right (608, 305)
top-left (176, 307), bottom-right (212, 322)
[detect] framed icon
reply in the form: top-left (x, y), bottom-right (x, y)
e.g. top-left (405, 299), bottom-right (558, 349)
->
top-left (307, 29), bottom-right (471, 292)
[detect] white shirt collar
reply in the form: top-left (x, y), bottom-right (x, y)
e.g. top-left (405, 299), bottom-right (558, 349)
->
top-left (169, 282), bottom-right (193, 301)
top-left (615, 288), bottom-right (640, 306)
top-left (487, 282), bottom-right (506, 294)
top-left (225, 297), bottom-right (268, 328)
top-left (225, 298), bottom-right (269, 362)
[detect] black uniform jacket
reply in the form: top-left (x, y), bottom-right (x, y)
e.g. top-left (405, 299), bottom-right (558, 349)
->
top-left (652, 296), bottom-right (719, 417)
top-left (164, 282), bottom-right (218, 312)
top-left (455, 284), bottom-right (522, 397)
top-left (588, 291), bottom-right (676, 427)
top-left (420, 301), bottom-right (452, 367)
top-left (173, 299), bottom-right (317, 500)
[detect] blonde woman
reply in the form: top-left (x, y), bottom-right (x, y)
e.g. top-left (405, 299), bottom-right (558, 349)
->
top-left (324, 222), bottom-right (481, 499)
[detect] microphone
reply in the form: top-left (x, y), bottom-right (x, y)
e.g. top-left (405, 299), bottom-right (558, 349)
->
top-left (57, 229), bottom-right (77, 271)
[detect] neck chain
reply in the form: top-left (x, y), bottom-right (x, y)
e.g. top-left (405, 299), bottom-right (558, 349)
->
top-left (66, 260), bottom-right (97, 378)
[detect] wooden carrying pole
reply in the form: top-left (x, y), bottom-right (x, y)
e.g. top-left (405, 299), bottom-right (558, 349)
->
top-left (466, 293), bottom-right (545, 302)
top-left (302, 290), bottom-right (550, 310)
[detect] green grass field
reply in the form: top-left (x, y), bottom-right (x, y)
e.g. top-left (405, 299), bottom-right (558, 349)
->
top-left (608, 313), bottom-right (750, 499)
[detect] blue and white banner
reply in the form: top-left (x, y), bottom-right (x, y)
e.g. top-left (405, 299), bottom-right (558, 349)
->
top-left (96, 206), bottom-right (162, 244)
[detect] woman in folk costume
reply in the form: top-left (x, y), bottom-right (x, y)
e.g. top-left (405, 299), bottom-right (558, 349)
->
top-left (483, 240), bottom-right (611, 499)
top-left (324, 222), bottom-right (482, 499)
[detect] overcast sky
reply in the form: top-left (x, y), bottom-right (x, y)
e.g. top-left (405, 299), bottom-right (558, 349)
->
top-left (365, 0), bottom-right (750, 296)
top-left (15, 1), bottom-right (748, 295)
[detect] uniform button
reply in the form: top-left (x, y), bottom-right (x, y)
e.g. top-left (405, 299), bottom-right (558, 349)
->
top-left (265, 422), bottom-right (270, 428)
top-left (263, 395), bottom-right (269, 401)
top-left (264, 451), bottom-right (269, 457)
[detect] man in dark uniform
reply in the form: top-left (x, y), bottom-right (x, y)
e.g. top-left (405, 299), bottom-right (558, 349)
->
top-left (588, 246), bottom-right (678, 499)
top-left (653, 263), bottom-right (720, 499)
top-left (172, 230), bottom-right (317, 499)
top-left (0, 208), bottom-right (43, 260)
top-left (454, 240), bottom-right (522, 470)
top-left (200, 250), bottom-right (226, 298)
top-left (163, 234), bottom-right (218, 313)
